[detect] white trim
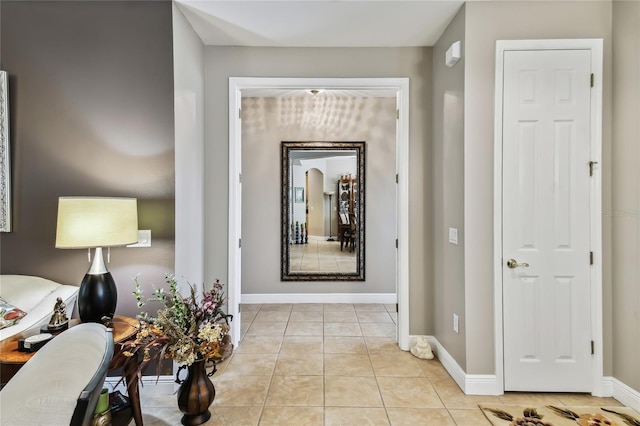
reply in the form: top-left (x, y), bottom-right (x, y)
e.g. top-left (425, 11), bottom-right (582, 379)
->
top-left (228, 81), bottom-right (242, 348)
top-left (228, 77), bottom-right (410, 351)
top-left (588, 40), bottom-right (605, 397)
top-left (242, 293), bottom-right (396, 305)
top-left (424, 335), bottom-right (466, 391)
top-left (413, 336), bottom-right (501, 396)
top-left (600, 376), bottom-right (614, 397)
top-left (104, 375), bottom-right (176, 396)
top-left (601, 377), bottom-right (640, 412)
top-left (465, 375), bottom-right (501, 396)
top-left (493, 42), bottom-right (506, 395)
top-left (396, 79), bottom-right (410, 352)
top-left (493, 39), bottom-right (604, 395)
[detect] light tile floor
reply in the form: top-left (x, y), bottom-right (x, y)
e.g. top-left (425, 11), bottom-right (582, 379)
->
top-left (139, 303), bottom-right (624, 425)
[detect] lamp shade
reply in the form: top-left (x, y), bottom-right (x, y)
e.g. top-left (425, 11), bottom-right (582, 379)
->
top-left (56, 197), bottom-right (138, 248)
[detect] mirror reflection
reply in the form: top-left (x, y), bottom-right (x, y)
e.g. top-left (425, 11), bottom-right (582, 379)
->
top-left (281, 141), bottom-right (365, 281)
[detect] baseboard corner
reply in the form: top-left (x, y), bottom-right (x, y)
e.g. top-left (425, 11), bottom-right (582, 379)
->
top-left (411, 335), bottom-right (500, 396)
top-left (604, 376), bottom-right (640, 412)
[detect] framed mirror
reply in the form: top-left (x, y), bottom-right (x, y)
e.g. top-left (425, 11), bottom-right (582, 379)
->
top-left (281, 141), bottom-right (366, 281)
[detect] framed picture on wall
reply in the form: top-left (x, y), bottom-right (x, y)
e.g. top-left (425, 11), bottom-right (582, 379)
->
top-left (0, 70), bottom-right (10, 232)
top-left (294, 187), bottom-right (304, 203)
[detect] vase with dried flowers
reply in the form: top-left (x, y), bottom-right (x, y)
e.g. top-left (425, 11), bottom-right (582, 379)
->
top-left (120, 274), bottom-right (233, 426)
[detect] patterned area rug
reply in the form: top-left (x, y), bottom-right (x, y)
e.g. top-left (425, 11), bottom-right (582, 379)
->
top-left (479, 404), bottom-right (640, 426)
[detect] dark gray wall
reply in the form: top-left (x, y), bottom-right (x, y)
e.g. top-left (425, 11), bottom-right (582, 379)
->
top-left (0, 0), bottom-right (175, 318)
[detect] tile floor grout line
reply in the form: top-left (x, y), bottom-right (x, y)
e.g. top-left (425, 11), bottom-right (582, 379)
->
top-left (257, 303), bottom-right (279, 425)
top-left (369, 336), bottom-right (393, 425)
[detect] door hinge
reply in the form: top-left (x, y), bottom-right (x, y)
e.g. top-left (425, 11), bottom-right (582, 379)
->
top-left (396, 303), bottom-right (399, 313)
top-left (396, 109), bottom-right (399, 119)
top-left (239, 173), bottom-right (242, 183)
top-left (239, 109), bottom-right (242, 119)
top-left (589, 161), bottom-right (598, 177)
top-left (396, 239), bottom-right (398, 249)
top-left (591, 340), bottom-right (595, 355)
top-left (396, 174), bottom-right (399, 184)
top-left (239, 238), bottom-right (242, 248)
top-left (590, 73), bottom-right (594, 88)
top-left (590, 251), bottom-right (594, 265)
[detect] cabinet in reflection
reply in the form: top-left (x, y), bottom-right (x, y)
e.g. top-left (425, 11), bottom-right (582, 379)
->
top-left (338, 175), bottom-right (357, 252)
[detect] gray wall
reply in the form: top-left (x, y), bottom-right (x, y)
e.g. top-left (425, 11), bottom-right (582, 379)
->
top-left (0, 0), bottom-right (175, 318)
top-left (241, 96), bottom-right (396, 294)
top-left (432, 5), bottom-right (466, 370)
top-left (204, 47), bottom-right (434, 335)
top-left (430, 0), bottom-right (617, 376)
top-left (612, 0), bottom-right (640, 393)
top-left (461, 0), bottom-right (613, 375)
top-left (173, 4), bottom-right (206, 290)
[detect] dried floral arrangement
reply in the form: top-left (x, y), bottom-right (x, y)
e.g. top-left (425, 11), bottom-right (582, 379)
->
top-left (120, 274), bottom-right (233, 378)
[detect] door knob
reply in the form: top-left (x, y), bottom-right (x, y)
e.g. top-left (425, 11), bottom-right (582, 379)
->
top-left (507, 258), bottom-right (529, 269)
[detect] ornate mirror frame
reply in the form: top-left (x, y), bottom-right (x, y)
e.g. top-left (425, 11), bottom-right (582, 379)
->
top-left (0, 71), bottom-right (11, 233)
top-left (281, 141), bottom-right (366, 281)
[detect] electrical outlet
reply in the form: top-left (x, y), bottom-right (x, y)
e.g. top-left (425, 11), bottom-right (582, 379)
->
top-left (453, 313), bottom-right (459, 334)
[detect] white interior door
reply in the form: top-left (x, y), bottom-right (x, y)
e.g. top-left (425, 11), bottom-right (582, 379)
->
top-left (502, 49), bottom-right (593, 391)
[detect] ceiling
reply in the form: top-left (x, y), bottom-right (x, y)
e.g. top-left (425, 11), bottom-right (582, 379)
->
top-left (174, 0), bottom-right (465, 47)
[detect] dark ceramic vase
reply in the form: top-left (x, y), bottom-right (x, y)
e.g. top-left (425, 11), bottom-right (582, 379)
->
top-left (176, 360), bottom-right (215, 426)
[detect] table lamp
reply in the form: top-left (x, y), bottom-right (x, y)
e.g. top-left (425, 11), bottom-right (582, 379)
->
top-left (55, 197), bottom-right (138, 324)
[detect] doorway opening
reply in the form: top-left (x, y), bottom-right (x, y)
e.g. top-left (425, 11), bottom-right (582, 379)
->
top-left (228, 77), bottom-right (410, 350)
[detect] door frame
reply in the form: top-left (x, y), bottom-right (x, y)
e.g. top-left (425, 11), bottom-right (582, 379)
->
top-left (493, 39), bottom-right (604, 395)
top-left (228, 77), bottom-right (411, 351)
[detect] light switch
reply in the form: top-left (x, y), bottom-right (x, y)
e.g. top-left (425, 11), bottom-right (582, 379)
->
top-left (448, 227), bottom-right (458, 245)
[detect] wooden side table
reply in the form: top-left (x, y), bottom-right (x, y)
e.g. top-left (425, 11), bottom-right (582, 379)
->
top-left (0, 315), bottom-right (143, 426)
top-left (109, 316), bottom-right (144, 426)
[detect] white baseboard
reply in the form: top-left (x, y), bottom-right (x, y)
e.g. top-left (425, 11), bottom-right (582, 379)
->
top-left (411, 335), bottom-right (501, 396)
top-left (105, 375), bottom-right (176, 396)
top-left (241, 293), bottom-right (397, 304)
top-left (414, 335), bottom-right (640, 404)
top-left (421, 335), bottom-right (466, 390)
top-left (465, 374), bottom-right (502, 396)
top-left (602, 376), bottom-right (640, 412)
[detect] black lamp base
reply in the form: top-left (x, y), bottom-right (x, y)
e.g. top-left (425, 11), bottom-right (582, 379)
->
top-left (78, 272), bottom-right (117, 324)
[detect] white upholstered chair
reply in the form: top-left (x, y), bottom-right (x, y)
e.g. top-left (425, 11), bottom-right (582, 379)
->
top-left (0, 323), bottom-right (114, 426)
